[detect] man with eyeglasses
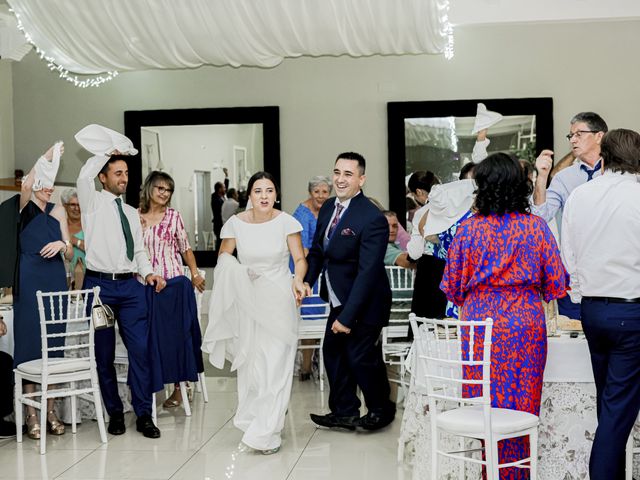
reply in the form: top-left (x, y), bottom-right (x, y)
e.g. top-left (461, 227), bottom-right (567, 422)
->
top-left (532, 112), bottom-right (608, 320)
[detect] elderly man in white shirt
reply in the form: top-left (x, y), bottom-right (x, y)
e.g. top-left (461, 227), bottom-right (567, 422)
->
top-left (75, 125), bottom-right (165, 439)
top-left (533, 112), bottom-right (608, 320)
top-left (561, 128), bottom-right (640, 480)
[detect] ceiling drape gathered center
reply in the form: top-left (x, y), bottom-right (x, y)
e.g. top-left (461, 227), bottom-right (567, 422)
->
top-left (8, 0), bottom-right (452, 75)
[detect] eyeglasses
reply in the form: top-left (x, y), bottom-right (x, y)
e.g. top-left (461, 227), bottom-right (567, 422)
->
top-left (65, 203), bottom-right (80, 209)
top-left (154, 185), bottom-right (174, 194)
top-left (566, 130), bottom-right (597, 140)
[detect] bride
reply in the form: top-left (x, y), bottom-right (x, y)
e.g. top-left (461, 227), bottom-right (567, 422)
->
top-left (202, 171), bottom-right (308, 454)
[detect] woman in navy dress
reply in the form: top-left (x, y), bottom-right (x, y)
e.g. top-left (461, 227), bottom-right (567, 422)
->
top-left (441, 153), bottom-right (568, 479)
top-left (14, 143), bottom-right (73, 439)
top-left (290, 175), bottom-right (331, 380)
top-left (139, 171), bottom-right (205, 409)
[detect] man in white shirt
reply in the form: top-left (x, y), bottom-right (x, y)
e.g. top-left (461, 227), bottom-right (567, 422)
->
top-left (533, 111), bottom-right (608, 320)
top-left (77, 152), bottom-right (165, 439)
top-left (561, 128), bottom-right (640, 480)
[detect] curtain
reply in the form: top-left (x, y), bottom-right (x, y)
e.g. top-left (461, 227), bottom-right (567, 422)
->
top-left (8, 0), bottom-right (451, 74)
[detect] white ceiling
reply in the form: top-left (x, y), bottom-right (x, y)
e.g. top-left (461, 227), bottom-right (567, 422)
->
top-left (450, 0), bottom-right (640, 26)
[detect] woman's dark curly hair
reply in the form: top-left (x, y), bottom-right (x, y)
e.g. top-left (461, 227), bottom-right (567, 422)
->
top-left (473, 152), bottom-right (532, 216)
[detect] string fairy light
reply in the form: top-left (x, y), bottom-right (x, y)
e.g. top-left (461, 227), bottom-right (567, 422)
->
top-left (438, 0), bottom-right (455, 60)
top-left (10, 8), bottom-right (119, 88)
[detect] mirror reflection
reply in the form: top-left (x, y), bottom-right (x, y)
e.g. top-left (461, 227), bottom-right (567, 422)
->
top-left (404, 114), bottom-right (536, 183)
top-left (140, 124), bottom-right (264, 251)
top-left (124, 105), bottom-right (280, 266)
top-left (387, 98), bottom-right (553, 224)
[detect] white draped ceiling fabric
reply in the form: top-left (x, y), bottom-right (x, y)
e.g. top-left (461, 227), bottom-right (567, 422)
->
top-left (8, 0), bottom-right (452, 77)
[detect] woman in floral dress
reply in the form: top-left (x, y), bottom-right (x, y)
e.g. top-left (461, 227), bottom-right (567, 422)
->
top-left (139, 171), bottom-right (205, 408)
top-left (441, 153), bottom-right (568, 479)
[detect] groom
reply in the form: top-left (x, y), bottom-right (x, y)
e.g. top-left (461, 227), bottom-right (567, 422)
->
top-left (305, 152), bottom-right (395, 431)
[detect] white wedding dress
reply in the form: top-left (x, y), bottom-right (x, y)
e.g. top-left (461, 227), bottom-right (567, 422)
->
top-left (202, 212), bottom-right (302, 450)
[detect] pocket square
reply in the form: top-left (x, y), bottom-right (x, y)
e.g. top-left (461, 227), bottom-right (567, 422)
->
top-left (341, 228), bottom-right (356, 236)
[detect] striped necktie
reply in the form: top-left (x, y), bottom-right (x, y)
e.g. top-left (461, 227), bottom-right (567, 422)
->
top-left (327, 204), bottom-right (344, 239)
top-left (115, 197), bottom-right (134, 261)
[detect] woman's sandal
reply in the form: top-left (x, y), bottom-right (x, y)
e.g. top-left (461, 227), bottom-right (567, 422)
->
top-left (163, 397), bottom-right (181, 408)
top-left (261, 446), bottom-right (281, 455)
top-left (163, 388), bottom-right (182, 408)
top-left (25, 413), bottom-right (41, 440)
top-left (47, 410), bottom-right (65, 435)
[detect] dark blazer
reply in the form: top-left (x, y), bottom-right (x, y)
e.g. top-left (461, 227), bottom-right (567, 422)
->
top-left (0, 194), bottom-right (20, 289)
top-left (211, 177), bottom-right (229, 237)
top-left (210, 193), bottom-right (224, 236)
top-left (305, 192), bottom-right (391, 328)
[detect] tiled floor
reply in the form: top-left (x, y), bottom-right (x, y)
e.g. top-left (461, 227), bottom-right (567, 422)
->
top-left (0, 377), bottom-right (412, 479)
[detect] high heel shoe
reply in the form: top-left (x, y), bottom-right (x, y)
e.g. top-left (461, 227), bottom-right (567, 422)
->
top-left (25, 413), bottom-right (41, 440)
top-left (47, 410), bottom-right (65, 435)
top-left (163, 389), bottom-right (182, 408)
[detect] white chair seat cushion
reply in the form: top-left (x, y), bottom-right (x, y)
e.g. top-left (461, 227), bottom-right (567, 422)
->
top-left (17, 357), bottom-right (90, 375)
top-left (437, 405), bottom-right (538, 436)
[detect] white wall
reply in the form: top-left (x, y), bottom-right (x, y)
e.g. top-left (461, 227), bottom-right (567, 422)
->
top-left (150, 123), bottom-right (263, 191)
top-left (10, 19), bottom-right (640, 212)
top-left (143, 123), bottom-right (263, 244)
top-left (0, 60), bottom-right (14, 179)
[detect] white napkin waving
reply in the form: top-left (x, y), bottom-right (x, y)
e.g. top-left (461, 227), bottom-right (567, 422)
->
top-left (75, 124), bottom-right (138, 156)
top-left (32, 141), bottom-right (62, 191)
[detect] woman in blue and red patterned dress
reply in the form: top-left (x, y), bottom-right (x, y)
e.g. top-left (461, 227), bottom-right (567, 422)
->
top-left (441, 152), bottom-right (568, 479)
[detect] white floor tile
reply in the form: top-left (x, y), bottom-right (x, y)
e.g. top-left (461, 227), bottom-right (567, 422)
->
top-left (0, 375), bottom-right (409, 479)
top-left (170, 448), bottom-right (301, 480)
top-left (0, 447), bottom-right (92, 479)
top-left (55, 450), bottom-right (194, 479)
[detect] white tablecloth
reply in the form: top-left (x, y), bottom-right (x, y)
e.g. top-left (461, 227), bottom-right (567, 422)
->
top-left (543, 335), bottom-right (593, 382)
top-left (400, 335), bottom-right (640, 479)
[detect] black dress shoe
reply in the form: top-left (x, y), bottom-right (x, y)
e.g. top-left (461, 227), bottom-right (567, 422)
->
top-left (358, 406), bottom-right (396, 431)
top-left (309, 413), bottom-right (360, 431)
top-left (107, 412), bottom-right (126, 435)
top-left (136, 414), bottom-right (161, 439)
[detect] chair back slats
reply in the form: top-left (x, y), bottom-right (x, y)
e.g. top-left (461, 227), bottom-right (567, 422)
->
top-left (386, 265), bottom-right (415, 291)
top-left (385, 266), bottom-right (415, 318)
top-left (36, 288), bottom-right (101, 369)
top-left (410, 314), bottom-right (493, 405)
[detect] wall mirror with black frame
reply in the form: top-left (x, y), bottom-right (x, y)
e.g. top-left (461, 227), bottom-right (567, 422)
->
top-left (124, 106), bottom-right (280, 266)
top-left (387, 97), bottom-right (553, 225)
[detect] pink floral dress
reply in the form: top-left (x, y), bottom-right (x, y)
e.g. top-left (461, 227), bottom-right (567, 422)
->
top-left (141, 208), bottom-right (191, 279)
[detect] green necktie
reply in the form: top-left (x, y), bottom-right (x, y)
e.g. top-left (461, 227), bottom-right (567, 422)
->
top-left (115, 197), bottom-right (134, 261)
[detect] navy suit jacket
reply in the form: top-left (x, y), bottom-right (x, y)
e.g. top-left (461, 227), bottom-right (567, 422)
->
top-left (304, 193), bottom-right (391, 328)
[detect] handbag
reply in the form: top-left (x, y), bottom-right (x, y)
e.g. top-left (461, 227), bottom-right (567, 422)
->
top-left (91, 295), bottom-right (115, 330)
